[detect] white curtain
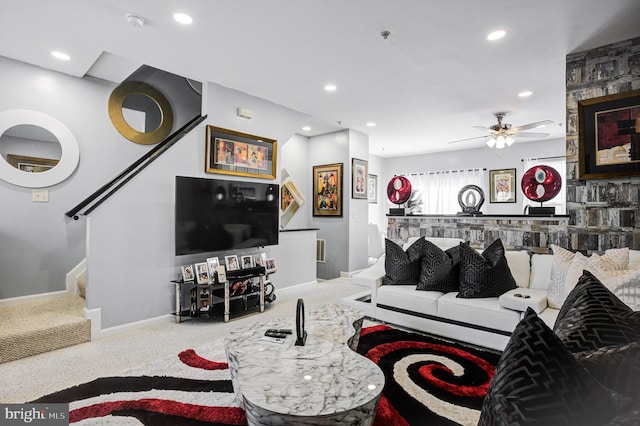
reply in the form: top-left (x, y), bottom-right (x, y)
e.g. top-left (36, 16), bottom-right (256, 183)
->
top-left (522, 157), bottom-right (566, 214)
top-left (402, 169), bottom-right (485, 214)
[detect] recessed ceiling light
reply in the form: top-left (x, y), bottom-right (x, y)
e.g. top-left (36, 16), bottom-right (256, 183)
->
top-left (302, 126), bottom-right (311, 131)
top-left (366, 122), bottom-right (376, 127)
top-left (51, 51), bottom-right (70, 61)
top-left (324, 84), bottom-right (337, 92)
top-left (487, 30), bottom-right (506, 41)
top-left (518, 90), bottom-right (533, 98)
top-left (174, 12), bottom-right (193, 24)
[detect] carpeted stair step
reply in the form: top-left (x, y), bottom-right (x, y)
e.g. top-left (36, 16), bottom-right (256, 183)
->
top-left (0, 296), bottom-right (91, 364)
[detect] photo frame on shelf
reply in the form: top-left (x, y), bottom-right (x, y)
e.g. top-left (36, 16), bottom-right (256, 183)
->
top-left (205, 125), bottom-right (277, 179)
top-left (265, 258), bottom-right (277, 273)
top-left (351, 158), bottom-right (368, 199)
top-left (225, 255), bottom-right (240, 272)
top-left (489, 168), bottom-right (516, 203)
top-left (241, 255), bottom-right (253, 269)
top-left (253, 252), bottom-right (267, 268)
top-left (367, 174), bottom-right (378, 203)
top-left (578, 89), bottom-right (640, 179)
top-left (181, 265), bottom-right (195, 282)
top-left (313, 163), bottom-right (343, 217)
top-left (7, 154), bottom-right (59, 172)
top-left (206, 257), bottom-right (219, 283)
top-left (194, 262), bottom-right (210, 285)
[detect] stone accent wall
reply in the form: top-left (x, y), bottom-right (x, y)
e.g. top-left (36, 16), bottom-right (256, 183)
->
top-left (387, 216), bottom-right (569, 254)
top-left (566, 37), bottom-right (640, 251)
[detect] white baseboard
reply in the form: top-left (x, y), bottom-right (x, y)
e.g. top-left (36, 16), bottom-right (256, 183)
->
top-left (277, 280), bottom-right (318, 293)
top-left (86, 308), bottom-right (174, 340)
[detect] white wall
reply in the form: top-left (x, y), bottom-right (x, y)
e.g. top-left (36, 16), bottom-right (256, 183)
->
top-left (279, 133), bottom-right (311, 230)
top-left (347, 130), bottom-right (369, 272)
top-left (367, 154), bottom-right (385, 232)
top-left (380, 138), bottom-right (566, 217)
top-left (86, 81), bottom-right (311, 328)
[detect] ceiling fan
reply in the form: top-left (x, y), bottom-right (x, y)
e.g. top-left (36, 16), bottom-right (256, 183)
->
top-left (448, 112), bottom-right (553, 149)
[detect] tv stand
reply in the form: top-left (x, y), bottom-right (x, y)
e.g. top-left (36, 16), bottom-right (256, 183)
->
top-left (173, 266), bottom-right (268, 323)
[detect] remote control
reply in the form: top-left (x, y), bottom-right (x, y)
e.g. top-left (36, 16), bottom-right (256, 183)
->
top-left (260, 336), bottom-right (284, 344)
top-left (266, 328), bottom-right (292, 334)
top-left (265, 331), bottom-right (287, 338)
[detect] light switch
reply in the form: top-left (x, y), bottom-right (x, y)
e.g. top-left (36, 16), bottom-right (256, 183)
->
top-left (32, 189), bottom-right (49, 202)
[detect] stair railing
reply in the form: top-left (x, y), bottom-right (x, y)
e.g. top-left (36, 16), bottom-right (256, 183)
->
top-left (65, 114), bottom-right (207, 220)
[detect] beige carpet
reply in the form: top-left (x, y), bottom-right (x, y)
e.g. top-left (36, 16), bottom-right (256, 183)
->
top-left (0, 278), bottom-right (368, 403)
top-left (0, 296), bottom-right (91, 364)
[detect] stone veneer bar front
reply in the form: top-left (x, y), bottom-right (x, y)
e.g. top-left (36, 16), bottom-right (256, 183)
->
top-left (387, 215), bottom-right (570, 254)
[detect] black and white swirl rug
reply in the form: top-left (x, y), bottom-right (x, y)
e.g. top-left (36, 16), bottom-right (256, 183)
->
top-left (32, 324), bottom-right (501, 425)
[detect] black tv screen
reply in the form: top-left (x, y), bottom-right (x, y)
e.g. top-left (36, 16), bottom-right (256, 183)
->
top-left (175, 176), bottom-right (279, 255)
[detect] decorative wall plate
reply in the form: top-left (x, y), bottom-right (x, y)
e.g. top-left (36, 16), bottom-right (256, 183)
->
top-left (387, 176), bottom-right (412, 204)
top-left (521, 165), bottom-right (562, 202)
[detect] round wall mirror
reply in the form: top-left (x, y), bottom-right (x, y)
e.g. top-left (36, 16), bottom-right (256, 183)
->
top-left (0, 110), bottom-right (79, 188)
top-left (108, 81), bottom-right (173, 145)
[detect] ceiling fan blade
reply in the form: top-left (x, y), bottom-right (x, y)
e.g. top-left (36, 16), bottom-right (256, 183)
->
top-left (447, 135), bottom-right (490, 144)
top-left (511, 120), bottom-right (553, 132)
top-left (472, 126), bottom-right (493, 132)
top-left (512, 131), bottom-right (551, 138)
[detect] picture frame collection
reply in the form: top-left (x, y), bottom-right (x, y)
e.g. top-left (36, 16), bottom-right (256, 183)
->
top-left (181, 253), bottom-right (277, 285)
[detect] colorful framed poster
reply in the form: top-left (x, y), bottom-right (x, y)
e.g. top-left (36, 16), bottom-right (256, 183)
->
top-left (205, 125), bottom-right (277, 179)
top-left (313, 163), bottom-right (343, 217)
top-left (489, 168), bottom-right (516, 203)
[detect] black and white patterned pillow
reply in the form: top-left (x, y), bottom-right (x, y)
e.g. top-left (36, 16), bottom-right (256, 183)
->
top-left (416, 241), bottom-right (460, 292)
top-left (553, 288), bottom-right (640, 353)
top-left (479, 308), bottom-right (621, 426)
top-left (457, 238), bottom-right (516, 298)
top-left (383, 237), bottom-right (428, 285)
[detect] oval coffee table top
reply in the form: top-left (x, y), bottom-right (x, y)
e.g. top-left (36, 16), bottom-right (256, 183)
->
top-left (224, 304), bottom-right (384, 419)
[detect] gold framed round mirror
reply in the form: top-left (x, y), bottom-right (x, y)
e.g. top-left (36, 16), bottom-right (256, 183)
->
top-left (108, 81), bottom-right (173, 145)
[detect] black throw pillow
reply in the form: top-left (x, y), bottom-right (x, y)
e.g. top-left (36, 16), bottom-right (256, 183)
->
top-left (383, 237), bottom-right (428, 285)
top-left (555, 270), bottom-right (633, 328)
top-left (478, 308), bottom-right (621, 426)
top-left (416, 241), bottom-right (460, 292)
top-left (553, 288), bottom-right (640, 353)
top-left (457, 238), bottom-right (516, 298)
top-left (575, 341), bottom-right (640, 400)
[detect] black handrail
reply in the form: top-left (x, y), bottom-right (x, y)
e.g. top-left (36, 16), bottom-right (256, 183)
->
top-left (65, 114), bottom-right (207, 220)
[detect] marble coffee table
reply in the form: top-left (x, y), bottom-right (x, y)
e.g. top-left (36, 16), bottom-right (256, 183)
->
top-left (224, 304), bottom-right (384, 425)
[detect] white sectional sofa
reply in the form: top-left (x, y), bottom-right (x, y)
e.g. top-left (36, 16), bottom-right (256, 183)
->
top-left (344, 236), bottom-right (639, 351)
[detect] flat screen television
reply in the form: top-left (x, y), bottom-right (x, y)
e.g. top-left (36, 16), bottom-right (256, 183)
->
top-left (175, 176), bottom-right (279, 255)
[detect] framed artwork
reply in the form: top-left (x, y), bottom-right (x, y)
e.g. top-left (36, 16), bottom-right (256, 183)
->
top-left (7, 154), bottom-right (59, 172)
top-left (241, 255), bottom-right (253, 269)
top-left (181, 265), bottom-right (195, 282)
top-left (489, 168), bottom-right (516, 203)
top-left (578, 89), bottom-right (640, 179)
top-left (313, 163), bottom-right (343, 217)
top-left (351, 158), bottom-right (368, 199)
top-left (194, 262), bottom-right (210, 284)
top-left (205, 125), bottom-right (277, 179)
top-left (280, 176), bottom-right (305, 227)
top-left (225, 255), bottom-right (239, 272)
top-left (367, 174), bottom-right (378, 203)
top-left (265, 258), bottom-right (276, 272)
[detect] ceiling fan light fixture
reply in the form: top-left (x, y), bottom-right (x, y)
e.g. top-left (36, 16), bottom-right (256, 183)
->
top-left (505, 136), bottom-right (515, 146)
top-left (495, 135), bottom-right (506, 149)
top-left (486, 138), bottom-right (496, 148)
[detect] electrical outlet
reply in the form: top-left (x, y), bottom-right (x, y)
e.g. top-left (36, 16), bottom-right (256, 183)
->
top-left (32, 189), bottom-right (49, 202)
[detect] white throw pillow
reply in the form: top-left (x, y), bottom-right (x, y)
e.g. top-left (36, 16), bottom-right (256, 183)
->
top-left (547, 245), bottom-right (576, 309)
top-left (548, 245), bottom-right (630, 309)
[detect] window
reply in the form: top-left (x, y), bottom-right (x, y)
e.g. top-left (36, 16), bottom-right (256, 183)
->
top-left (400, 169), bottom-right (485, 215)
